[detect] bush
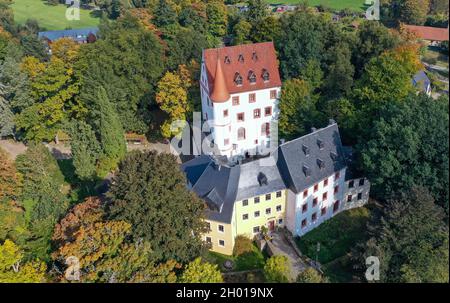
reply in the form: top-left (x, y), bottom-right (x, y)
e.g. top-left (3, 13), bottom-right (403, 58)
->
top-left (297, 268), bottom-right (328, 283)
top-left (233, 235), bottom-right (253, 256)
top-left (263, 255), bottom-right (290, 282)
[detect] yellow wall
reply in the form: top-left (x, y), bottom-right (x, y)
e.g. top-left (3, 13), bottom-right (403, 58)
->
top-left (203, 219), bottom-right (234, 255)
top-left (234, 190), bottom-right (287, 239)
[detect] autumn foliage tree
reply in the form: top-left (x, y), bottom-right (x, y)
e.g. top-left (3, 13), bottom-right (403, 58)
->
top-left (179, 257), bottom-right (223, 283)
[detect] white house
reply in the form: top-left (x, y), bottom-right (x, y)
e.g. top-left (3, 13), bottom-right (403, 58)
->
top-left (200, 42), bottom-right (282, 159)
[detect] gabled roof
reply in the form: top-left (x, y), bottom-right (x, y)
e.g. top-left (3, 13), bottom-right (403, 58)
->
top-left (203, 42), bottom-right (282, 100)
top-left (38, 27), bottom-right (98, 42)
top-left (412, 70), bottom-right (431, 92)
top-left (182, 122), bottom-right (348, 223)
top-left (404, 25), bottom-right (449, 41)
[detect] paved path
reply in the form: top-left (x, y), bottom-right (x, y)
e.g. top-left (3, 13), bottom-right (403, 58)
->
top-left (267, 232), bottom-right (308, 281)
top-left (0, 139), bottom-right (27, 159)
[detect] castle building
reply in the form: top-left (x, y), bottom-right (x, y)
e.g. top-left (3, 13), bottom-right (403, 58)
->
top-left (183, 42), bottom-right (370, 256)
top-left (200, 42), bottom-right (282, 159)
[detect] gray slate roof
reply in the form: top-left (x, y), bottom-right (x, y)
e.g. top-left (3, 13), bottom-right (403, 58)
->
top-left (38, 27), bottom-right (98, 42)
top-left (412, 70), bottom-right (431, 92)
top-left (181, 122), bottom-right (348, 223)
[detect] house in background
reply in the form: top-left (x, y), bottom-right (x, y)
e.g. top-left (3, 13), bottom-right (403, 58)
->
top-left (412, 70), bottom-right (432, 96)
top-left (38, 27), bottom-right (98, 45)
top-left (403, 25), bottom-right (449, 46)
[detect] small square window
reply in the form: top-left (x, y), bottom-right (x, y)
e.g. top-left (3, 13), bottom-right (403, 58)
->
top-left (218, 225), bottom-right (224, 232)
top-left (359, 179), bottom-right (365, 186)
top-left (237, 113), bottom-right (245, 122)
top-left (264, 106), bottom-right (272, 116)
top-left (324, 178), bottom-right (329, 187)
top-left (313, 197), bottom-right (318, 207)
top-left (253, 226), bottom-right (260, 233)
top-left (347, 195), bottom-right (352, 202)
top-left (312, 212), bottom-right (317, 222)
top-left (357, 193), bottom-right (363, 200)
top-left (301, 219), bottom-right (307, 228)
top-left (302, 204), bottom-right (308, 213)
top-left (303, 189), bottom-right (308, 198)
top-left (265, 194), bottom-right (271, 201)
top-left (276, 205), bottom-right (282, 212)
top-left (278, 218), bottom-right (283, 224)
top-left (276, 191), bottom-right (282, 198)
top-left (243, 199), bottom-right (248, 206)
top-left (254, 197), bottom-right (260, 204)
top-left (334, 185), bottom-right (339, 194)
top-left (223, 109), bottom-right (228, 117)
top-left (321, 207), bottom-right (327, 216)
top-left (322, 192), bottom-right (328, 201)
top-left (224, 139), bottom-right (229, 145)
top-left (249, 93), bottom-right (256, 103)
top-left (349, 180), bottom-right (354, 188)
top-left (270, 90), bottom-right (277, 99)
top-left (243, 214), bottom-right (248, 220)
top-left (313, 184), bottom-right (319, 192)
top-left (254, 109), bottom-right (261, 118)
top-left (206, 237), bottom-right (211, 243)
top-left (265, 208), bottom-right (271, 215)
top-left (254, 211), bottom-right (260, 218)
top-left (232, 96), bottom-right (240, 105)
top-left (219, 240), bottom-right (225, 247)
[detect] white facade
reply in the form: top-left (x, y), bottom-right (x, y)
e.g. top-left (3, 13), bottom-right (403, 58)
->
top-left (200, 62), bottom-right (281, 158)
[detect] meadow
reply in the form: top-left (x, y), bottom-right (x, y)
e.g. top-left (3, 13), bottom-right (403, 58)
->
top-left (266, 0), bottom-right (368, 11)
top-left (11, 0), bottom-right (100, 31)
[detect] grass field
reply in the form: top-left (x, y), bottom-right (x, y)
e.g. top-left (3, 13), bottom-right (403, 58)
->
top-left (11, 0), bottom-right (100, 31)
top-left (266, 0), bottom-right (368, 11)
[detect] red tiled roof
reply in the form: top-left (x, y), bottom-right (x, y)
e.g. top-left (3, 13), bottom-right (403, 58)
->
top-left (404, 25), bottom-right (449, 41)
top-left (203, 42), bottom-right (282, 101)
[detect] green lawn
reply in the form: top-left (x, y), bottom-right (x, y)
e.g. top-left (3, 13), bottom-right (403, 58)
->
top-left (11, 0), bottom-right (100, 31)
top-left (206, 244), bottom-right (267, 272)
top-left (266, 0), bottom-right (368, 11)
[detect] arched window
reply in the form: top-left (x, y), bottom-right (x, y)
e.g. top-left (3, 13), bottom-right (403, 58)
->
top-left (238, 127), bottom-right (246, 140)
top-left (262, 69), bottom-right (270, 82)
top-left (261, 123), bottom-right (270, 136)
top-left (248, 70), bottom-right (256, 84)
top-left (234, 72), bottom-right (243, 86)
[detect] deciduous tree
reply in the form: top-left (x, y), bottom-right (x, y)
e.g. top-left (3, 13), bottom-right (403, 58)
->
top-left (179, 257), bottom-right (223, 283)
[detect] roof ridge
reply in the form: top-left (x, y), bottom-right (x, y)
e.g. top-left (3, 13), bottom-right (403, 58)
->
top-left (279, 123), bottom-right (338, 147)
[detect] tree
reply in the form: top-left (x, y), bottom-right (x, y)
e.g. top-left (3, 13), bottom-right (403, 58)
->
top-left (399, 0), bottom-right (431, 25)
top-left (68, 120), bottom-right (101, 181)
top-left (245, 0), bottom-right (268, 24)
top-left (233, 235), bottom-right (253, 257)
top-left (0, 146), bottom-right (18, 202)
top-left (153, 0), bottom-right (177, 28)
top-left (19, 34), bottom-right (48, 61)
top-left (206, 0), bottom-right (228, 41)
top-left (107, 151), bottom-right (208, 263)
top-left (50, 37), bottom-right (80, 64)
top-left (0, 83), bottom-right (13, 137)
top-left (355, 94), bottom-right (449, 210)
top-left (179, 257), bottom-right (223, 283)
top-left (232, 19), bottom-right (252, 45)
top-left (323, 43), bottom-right (354, 97)
top-left (278, 79), bottom-right (324, 140)
top-left (250, 16), bottom-right (281, 43)
top-left (263, 255), bottom-right (291, 282)
top-left (0, 239), bottom-right (46, 282)
top-left (352, 187), bottom-right (448, 282)
top-left (296, 268), bottom-right (327, 283)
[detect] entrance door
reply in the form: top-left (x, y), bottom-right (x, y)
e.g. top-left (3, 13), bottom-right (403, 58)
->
top-left (268, 220), bottom-right (275, 231)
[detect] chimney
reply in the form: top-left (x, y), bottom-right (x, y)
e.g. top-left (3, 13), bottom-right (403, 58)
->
top-left (311, 127), bottom-right (317, 133)
top-left (329, 119), bottom-right (336, 125)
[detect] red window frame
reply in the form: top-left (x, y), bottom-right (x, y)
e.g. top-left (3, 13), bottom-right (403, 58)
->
top-left (232, 96), bottom-right (239, 106)
top-left (223, 109), bottom-right (228, 117)
top-left (237, 113), bottom-right (245, 122)
top-left (312, 212), bottom-right (317, 222)
top-left (254, 108), bottom-right (261, 118)
top-left (322, 192), bottom-right (328, 201)
top-left (270, 90), bottom-right (277, 99)
top-left (303, 189), bottom-right (308, 198)
top-left (264, 106), bottom-right (272, 116)
top-left (324, 178), bottom-right (329, 187)
top-left (249, 93), bottom-right (256, 103)
top-left (224, 139), bottom-right (229, 145)
top-left (321, 207), bottom-right (327, 216)
top-left (301, 219), bottom-right (307, 228)
top-left (334, 185), bottom-right (339, 194)
top-left (313, 197), bottom-right (318, 207)
top-left (302, 204), bottom-right (308, 213)
top-left (313, 184), bottom-right (319, 192)
top-left (333, 200), bottom-right (340, 213)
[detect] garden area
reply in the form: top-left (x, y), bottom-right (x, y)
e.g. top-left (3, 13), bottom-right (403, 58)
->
top-left (295, 207), bottom-right (371, 282)
top-left (11, 0), bottom-right (100, 30)
top-left (266, 0), bottom-right (368, 11)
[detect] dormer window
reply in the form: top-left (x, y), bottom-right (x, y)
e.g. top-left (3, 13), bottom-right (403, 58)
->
top-left (238, 54), bottom-right (244, 63)
top-left (302, 164), bottom-right (311, 177)
top-left (317, 139), bottom-right (325, 149)
top-left (302, 144), bottom-right (310, 156)
top-left (252, 51), bottom-right (258, 61)
top-left (317, 158), bottom-right (325, 170)
top-left (262, 69), bottom-right (270, 82)
top-left (224, 56), bottom-right (231, 64)
top-left (234, 72), bottom-right (243, 86)
top-left (330, 151), bottom-right (338, 161)
top-left (248, 70), bottom-right (256, 84)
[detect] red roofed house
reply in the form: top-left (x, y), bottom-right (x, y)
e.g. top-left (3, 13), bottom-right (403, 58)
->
top-left (403, 25), bottom-right (449, 45)
top-left (200, 42), bottom-right (282, 159)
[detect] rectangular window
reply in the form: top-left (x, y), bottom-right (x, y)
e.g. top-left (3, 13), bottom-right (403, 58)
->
top-left (301, 219), bottom-right (307, 228)
top-left (243, 214), bottom-right (248, 220)
top-left (334, 185), bottom-right (339, 194)
top-left (359, 179), bottom-right (365, 186)
top-left (321, 207), bottom-right (327, 216)
top-left (218, 225), bottom-right (224, 233)
top-left (302, 204), bottom-right (308, 213)
top-left (276, 191), bottom-right (282, 198)
top-left (322, 192), bottom-right (328, 201)
top-left (303, 189), bottom-right (308, 198)
top-left (254, 197), bottom-right (260, 204)
top-left (335, 171), bottom-right (340, 180)
top-left (237, 113), bottom-right (245, 122)
top-left (278, 218), bottom-right (283, 224)
top-left (253, 226), bottom-right (260, 233)
top-left (265, 194), bottom-right (271, 201)
top-left (254, 211), bottom-right (260, 218)
top-left (270, 90), bottom-right (277, 99)
top-left (313, 197), bottom-right (318, 207)
top-left (249, 93), bottom-right (256, 103)
top-left (347, 195), bottom-right (352, 202)
top-left (265, 208), bottom-right (271, 215)
top-left (219, 240), bottom-right (225, 247)
top-left (276, 205), bottom-right (282, 212)
top-left (349, 180), bottom-right (354, 188)
top-left (358, 193), bottom-right (363, 200)
top-left (206, 237), bottom-right (211, 244)
top-left (312, 212), bottom-right (317, 222)
top-left (232, 96), bottom-right (239, 106)
top-left (243, 199), bottom-right (248, 206)
top-left (254, 108), bottom-right (261, 118)
top-left (313, 184), bottom-right (319, 192)
top-left (264, 106), bottom-right (272, 116)
top-left (223, 109), bottom-right (228, 117)
top-left (224, 139), bottom-right (229, 145)
top-left (206, 222), bottom-right (211, 231)
top-left (333, 200), bottom-right (340, 213)
top-left (324, 178), bottom-right (329, 187)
